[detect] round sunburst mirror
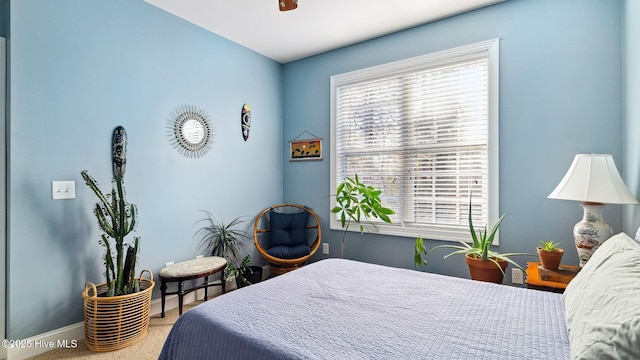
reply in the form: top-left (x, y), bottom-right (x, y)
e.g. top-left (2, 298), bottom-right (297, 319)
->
top-left (168, 105), bottom-right (214, 158)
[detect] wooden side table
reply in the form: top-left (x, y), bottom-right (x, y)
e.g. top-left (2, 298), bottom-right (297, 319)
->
top-left (159, 256), bottom-right (227, 317)
top-left (525, 261), bottom-right (580, 293)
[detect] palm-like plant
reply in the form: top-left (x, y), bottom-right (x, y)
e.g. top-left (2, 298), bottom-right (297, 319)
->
top-left (331, 174), bottom-right (395, 258)
top-left (81, 170), bottom-right (140, 296)
top-left (195, 212), bottom-right (251, 280)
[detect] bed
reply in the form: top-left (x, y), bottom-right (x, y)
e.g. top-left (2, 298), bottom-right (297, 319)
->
top-left (159, 232), bottom-right (640, 360)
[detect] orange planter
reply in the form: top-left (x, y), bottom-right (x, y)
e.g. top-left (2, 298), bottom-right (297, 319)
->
top-left (465, 254), bottom-right (508, 284)
top-left (537, 248), bottom-right (564, 270)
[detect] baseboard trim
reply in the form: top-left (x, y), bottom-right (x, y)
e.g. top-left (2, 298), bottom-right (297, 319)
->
top-left (5, 286), bottom-right (226, 360)
top-left (1, 266), bottom-right (275, 360)
top-left (4, 322), bottom-right (84, 360)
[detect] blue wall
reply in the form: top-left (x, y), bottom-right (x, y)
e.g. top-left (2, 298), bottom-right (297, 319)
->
top-left (623, 0), bottom-right (640, 236)
top-left (8, 0), bottom-right (283, 339)
top-left (6, 0), bottom-right (635, 342)
top-left (283, 0), bottom-right (627, 278)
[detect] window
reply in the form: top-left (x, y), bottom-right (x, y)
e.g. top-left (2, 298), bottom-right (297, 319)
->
top-left (330, 39), bottom-right (499, 243)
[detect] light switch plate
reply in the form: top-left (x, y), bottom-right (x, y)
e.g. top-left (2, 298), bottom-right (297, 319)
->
top-left (52, 181), bottom-right (76, 200)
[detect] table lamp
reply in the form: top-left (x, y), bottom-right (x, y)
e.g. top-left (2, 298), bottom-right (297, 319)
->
top-left (548, 154), bottom-right (639, 267)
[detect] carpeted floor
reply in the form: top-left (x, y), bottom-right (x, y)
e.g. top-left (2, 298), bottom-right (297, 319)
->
top-left (27, 301), bottom-right (202, 360)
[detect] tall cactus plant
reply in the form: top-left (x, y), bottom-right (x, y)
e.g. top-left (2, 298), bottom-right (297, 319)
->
top-left (82, 170), bottom-right (139, 296)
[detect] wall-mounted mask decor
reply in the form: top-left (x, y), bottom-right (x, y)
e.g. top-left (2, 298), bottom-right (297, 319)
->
top-left (168, 105), bottom-right (214, 158)
top-left (241, 103), bottom-right (251, 141)
top-left (112, 126), bottom-right (127, 177)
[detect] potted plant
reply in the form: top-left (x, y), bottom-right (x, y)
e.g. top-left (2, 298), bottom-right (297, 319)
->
top-left (80, 126), bottom-right (154, 352)
top-left (225, 255), bottom-right (263, 288)
top-left (414, 196), bottom-right (531, 284)
top-left (331, 173), bottom-right (395, 258)
top-left (195, 212), bottom-right (262, 287)
top-left (537, 240), bottom-right (564, 270)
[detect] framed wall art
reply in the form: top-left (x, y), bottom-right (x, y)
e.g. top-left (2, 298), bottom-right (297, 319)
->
top-left (289, 132), bottom-right (322, 161)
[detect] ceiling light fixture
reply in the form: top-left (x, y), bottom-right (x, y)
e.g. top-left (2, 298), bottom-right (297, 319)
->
top-left (279, 0), bottom-right (298, 12)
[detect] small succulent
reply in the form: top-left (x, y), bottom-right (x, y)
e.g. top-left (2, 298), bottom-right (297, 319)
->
top-left (538, 240), bottom-right (561, 252)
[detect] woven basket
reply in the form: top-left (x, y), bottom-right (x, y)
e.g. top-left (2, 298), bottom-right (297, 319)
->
top-left (82, 270), bottom-right (154, 352)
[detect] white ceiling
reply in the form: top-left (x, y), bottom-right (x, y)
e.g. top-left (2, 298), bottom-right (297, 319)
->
top-left (144, 0), bottom-right (505, 64)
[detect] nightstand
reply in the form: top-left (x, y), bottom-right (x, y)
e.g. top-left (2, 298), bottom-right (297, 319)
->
top-left (525, 261), bottom-right (580, 293)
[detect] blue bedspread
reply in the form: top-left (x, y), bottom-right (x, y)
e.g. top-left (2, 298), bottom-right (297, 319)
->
top-left (159, 258), bottom-right (570, 360)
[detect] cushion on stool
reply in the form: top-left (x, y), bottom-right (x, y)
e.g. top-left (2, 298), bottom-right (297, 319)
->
top-left (159, 256), bottom-right (226, 279)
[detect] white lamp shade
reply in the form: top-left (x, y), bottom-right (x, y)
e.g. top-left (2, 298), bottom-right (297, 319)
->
top-left (548, 154), bottom-right (639, 204)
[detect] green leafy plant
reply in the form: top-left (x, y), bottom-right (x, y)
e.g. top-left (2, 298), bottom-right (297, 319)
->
top-left (538, 240), bottom-right (561, 252)
top-left (81, 170), bottom-right (140, 296)
top-left (225, 255), bottom-right (254, 287)
top-left (414, 236), bottom-right (429, 271)
top-left (414, 195), bottom-right (531, 274)
top-left (195, 212), bottom-right (252, 281)
top-left (331, 174), bottom-right (395, 257)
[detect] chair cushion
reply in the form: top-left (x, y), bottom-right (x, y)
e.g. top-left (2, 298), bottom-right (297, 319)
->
top-left (268, 210), bottom-right (309, 249)
top-left (267, 244), bottom-right (311, 260)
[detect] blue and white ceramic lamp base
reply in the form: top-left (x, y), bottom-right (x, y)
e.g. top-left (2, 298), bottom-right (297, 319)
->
top-left (573, 202), bottom-right (612, 267)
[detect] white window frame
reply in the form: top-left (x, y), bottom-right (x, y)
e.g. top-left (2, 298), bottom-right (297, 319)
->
top-left (330, 39), bottom-right (500, 243)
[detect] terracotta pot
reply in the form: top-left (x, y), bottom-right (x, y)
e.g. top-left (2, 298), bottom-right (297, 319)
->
top-left (465, 254), bottom-right (508, 284)
top-left (537, 248), bottom-right (564, 270)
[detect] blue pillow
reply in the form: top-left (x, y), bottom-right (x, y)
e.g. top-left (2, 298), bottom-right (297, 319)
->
top-left (268, 210), bottom-right (309, 249)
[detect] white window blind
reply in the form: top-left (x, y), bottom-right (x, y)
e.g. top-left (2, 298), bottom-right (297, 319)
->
top-left (330, 39), bottom-right (499, 242)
